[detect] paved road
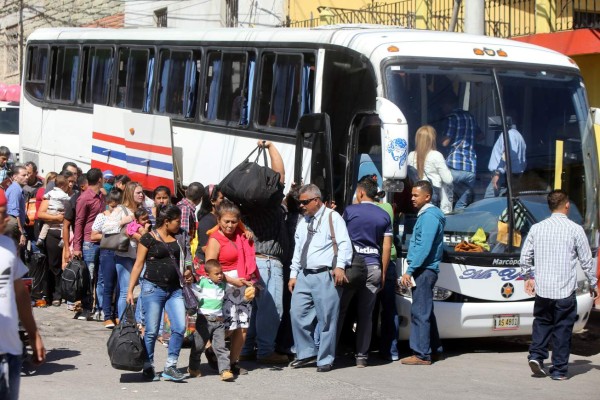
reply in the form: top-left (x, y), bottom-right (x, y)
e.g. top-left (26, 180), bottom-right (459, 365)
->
top-left (20, 306), bottom-right (600, 400)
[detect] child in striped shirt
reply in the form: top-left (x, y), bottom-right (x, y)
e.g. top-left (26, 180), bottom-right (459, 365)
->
top-left (188, 260), bottom-right (234, 381)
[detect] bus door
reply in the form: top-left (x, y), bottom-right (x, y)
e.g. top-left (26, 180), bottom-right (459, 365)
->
top-left (294, 113), bottom-right (334, 203)
top-left (92, 105), bottom-right (176, 193)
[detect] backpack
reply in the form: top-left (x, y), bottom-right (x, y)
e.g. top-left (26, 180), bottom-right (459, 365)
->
top-left (60, 257), bottom-right (89, 302)
top-left (107, 304), bottom-right (147, 371)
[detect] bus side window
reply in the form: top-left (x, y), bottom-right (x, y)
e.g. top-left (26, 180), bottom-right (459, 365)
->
top-left (49, 46), bottom-right (80, 103)
top-left (203, 51), bottom-right (252, 126)
top-left (257, 52), bottom-right (314, 130)
top-left (25, 46), bottom-right (49, 100)
top-left (116, 48), bottom-right (154, 111)
top-left (81, 46), bottom-right (113, 106)
top-left (156, 49), bottom-right (200, 119)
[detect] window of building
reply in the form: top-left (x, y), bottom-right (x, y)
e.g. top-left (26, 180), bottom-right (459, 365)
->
top-left (115, 48), bottom-right (154, 111)
top-left (257, 52), bottom-right (314, 130)
top-left (49, 46), bottom-right (80, 103)
top-left (156, 49), bottom-right (200, 118)
top-left (203, 51), bottom-right (255, 126)
top-left (155, 8), bottom-right (168, 28)
top-left (81, 46), bottom-right (114, 106)
top-left (25, 46), bottom-right (49, 100)
top-left (574, 10), bottom-right (600, 29)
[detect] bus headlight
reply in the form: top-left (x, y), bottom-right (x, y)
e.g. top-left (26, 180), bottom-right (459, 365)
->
top-left (576, 280), bottom-right (590, 295)
top-left (396, 285), bottom-right (453, 301)
top-left (432, 287), bottom-right (453, 301)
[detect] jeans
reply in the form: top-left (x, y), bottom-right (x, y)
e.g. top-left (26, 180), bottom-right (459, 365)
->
top-left (115, 255), bottom-right (134, 319)
top-left (189, 314), bottom-right (230, 373)
top-left (141, 280), bottom-right (186, 368)
top-left (450, 169), bottom-right (475, 209)
top-left (0, 353), bottom-right (22, 400)
top-left (100, 249), bottom-right (118, 321)
top-left (409, 268), bottom-right (443, 361)
top-left (337, 264), bottom-right (382, 358)
top-left (82, 241), bottom-right (100, 312)
top-left (379, 262), bottom-right (399, 360)
top-left (528, 292), bottom-right (577, 378)
top-left (242, 256), bottom-right (284, 358)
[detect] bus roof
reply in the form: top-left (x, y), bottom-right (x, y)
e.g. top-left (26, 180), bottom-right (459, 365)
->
top-left (27, 25), bottom-right (577, 70)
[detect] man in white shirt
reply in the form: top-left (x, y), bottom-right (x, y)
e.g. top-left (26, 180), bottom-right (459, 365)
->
top-left (0, 188), bottom-right (46, 399)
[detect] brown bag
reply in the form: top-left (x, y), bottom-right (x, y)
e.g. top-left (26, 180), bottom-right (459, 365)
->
top-left (496, 221), bottom-right (522, 247)
top-left (454, 241), bottom-right (484, 252)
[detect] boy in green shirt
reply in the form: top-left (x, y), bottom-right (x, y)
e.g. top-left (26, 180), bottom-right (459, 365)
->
top-left (189, 260), bottom-right (234, 381)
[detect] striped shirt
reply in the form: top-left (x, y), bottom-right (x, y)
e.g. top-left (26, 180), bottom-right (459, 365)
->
top-left (192, 277), bottom-right (226, 316)
top-left (520, 213), bottom-right (597, 299)
top-left (444, 109), bottom-right (478, 173)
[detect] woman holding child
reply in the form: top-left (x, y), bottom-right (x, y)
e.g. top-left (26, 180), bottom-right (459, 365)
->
top-left (205, 200), bottom-right (258, 376)
top-left (127, 204), bottom-right (193, 382)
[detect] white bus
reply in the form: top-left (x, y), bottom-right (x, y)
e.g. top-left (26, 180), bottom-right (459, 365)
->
top-left (20, 25), bottom-right (598, 338)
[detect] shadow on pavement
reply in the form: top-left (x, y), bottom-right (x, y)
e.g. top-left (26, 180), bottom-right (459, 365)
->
top-left (568, 359), bottom-right (600, 379)
top-left (21, 348), bottom-right (80, 377)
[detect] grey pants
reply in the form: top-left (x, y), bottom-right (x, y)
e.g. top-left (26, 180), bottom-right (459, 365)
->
top-left (189, 314), bottom-right (230, 373)
top-left (337, 264), bottom-right (382, 358)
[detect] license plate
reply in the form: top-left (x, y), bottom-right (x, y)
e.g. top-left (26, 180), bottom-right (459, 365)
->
top-left (493, 314), bottom-right (520, 330)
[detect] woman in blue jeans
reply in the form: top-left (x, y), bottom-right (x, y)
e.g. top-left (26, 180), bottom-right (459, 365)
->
top-left (127, 204), bottom-right (193, 382)
top-left (102, 182), bottom-right (145, 319)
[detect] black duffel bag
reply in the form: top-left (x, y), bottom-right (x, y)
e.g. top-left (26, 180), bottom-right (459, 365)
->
top-left (107, 304), bottom-right (147, 371)
top-left (60, 257), bottom-right (89, 303)
top-left (219, 145), bottom-right (283, 210)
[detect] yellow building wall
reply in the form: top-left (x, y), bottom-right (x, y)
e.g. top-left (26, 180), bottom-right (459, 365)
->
top-left (289, 0), bottom-right (406, 23)
top-left (573, 54), bottom-right (600, 109)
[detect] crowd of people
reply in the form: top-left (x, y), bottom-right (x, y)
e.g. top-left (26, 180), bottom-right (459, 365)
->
top-left (0, 131), bottom-right (598, 398)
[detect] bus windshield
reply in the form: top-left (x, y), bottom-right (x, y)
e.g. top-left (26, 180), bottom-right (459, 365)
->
top-left (385, 63), bottom-right (597, 254)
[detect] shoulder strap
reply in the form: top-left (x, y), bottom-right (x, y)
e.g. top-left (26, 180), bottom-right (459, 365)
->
top-left (154, 230), bottom-right (184, 284)
top-left (328, 211), bottom-right (338, 269)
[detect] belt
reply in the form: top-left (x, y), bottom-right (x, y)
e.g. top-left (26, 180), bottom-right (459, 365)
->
top-left (303, 266), bottom-right (331, 275)
top-left (256, 254), bottom-right (281, 261)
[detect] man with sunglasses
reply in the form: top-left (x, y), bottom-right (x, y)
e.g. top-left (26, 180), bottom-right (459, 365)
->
top-left (288, 184), bottom-right (352, 372)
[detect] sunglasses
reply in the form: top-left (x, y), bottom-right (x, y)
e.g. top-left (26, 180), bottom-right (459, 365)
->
top-left (299, 197), bottom-right (319, 206)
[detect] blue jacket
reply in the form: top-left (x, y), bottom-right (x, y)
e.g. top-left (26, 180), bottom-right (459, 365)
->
top-left (406, 204), bottom-right (445, 275)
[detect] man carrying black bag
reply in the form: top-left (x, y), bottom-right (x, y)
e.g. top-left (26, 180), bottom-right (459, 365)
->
top-left (337, 175), bottom-right (392, 368)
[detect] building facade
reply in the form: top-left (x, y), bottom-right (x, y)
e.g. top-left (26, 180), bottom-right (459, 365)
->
top-left (0, 0), bottom-right (124, 84)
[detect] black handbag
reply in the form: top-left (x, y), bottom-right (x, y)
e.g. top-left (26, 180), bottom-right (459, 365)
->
top-left (155, 230), bottom-right (198, 316)
top-left (107, 304), bottom-right (147, 371)
top-left (100, 206), bottom-right (130, 252)
top-left (60, 256), bottom-right (90, 303)
top-left (219, 145), bottom-right (283, 210)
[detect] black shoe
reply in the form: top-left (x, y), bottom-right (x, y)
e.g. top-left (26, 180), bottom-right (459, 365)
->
top-left (142, 367), bottom-right (159, 382)
top-left (317, 364), bottom-right (333, 372)
top-left (289, 356), bottom-right (317, 369)
top-left (528, 359), bottom-right (547, 377)
top-left (356, 357), bottom-right (367, 368)
top-left (431, 352), bottom-right (445, 362)
top-left (230, 362), bottom-right (248, 375)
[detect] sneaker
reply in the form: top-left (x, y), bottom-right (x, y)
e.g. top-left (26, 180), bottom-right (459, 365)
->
top-left (528, 359), bottom-right (547, 377)
top-left (356, 357), bottom-right (367, 368)
top-left (93, 310), bottom-right (103, 321)
top-left (66, 303), bottom-right (75, 311)
top-left (230, 362), bottom-right (248, 376)
top-left (35, 299), bottom-right (48, 308)
top-left (76, 310), bottom-right (93, 321)
top-left (220, 370), bottom-right (234, 381)
top-left (162, 366), bottom-right (185, 381)
top-left (400, 355), bottom-right (431, 365)
top-left (142, 367), bottom-right (160, 382)
top-left (103, 320), bottom-right (115, 329)
top-left (257, 352), bottom-right (289, 364)
top-left (187, 367), bottom-right (202, 378)
top-left (51, 300), bottom-right (61, 307)
top-left (551, 375), bottom-right (568, 381)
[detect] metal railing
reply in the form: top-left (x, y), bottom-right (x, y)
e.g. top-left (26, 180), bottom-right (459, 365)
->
top-left (555, 0), bottom-right (600, 31)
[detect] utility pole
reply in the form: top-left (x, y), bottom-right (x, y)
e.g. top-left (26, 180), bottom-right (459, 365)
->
top-left (464, 0), bottom-right (484, 35)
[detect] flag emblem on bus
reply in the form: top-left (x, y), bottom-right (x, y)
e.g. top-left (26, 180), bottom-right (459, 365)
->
top-left (501, 283), bottom-right (514, 299)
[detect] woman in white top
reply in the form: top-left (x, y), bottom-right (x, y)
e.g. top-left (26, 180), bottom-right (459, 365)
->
top-left (407, 125), bottom-right (454, 213)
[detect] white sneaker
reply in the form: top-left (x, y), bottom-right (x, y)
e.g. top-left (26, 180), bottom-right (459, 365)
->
top-left (77, 310), bottom-right (93, 321)
top-left (93, 310), bottom-right (103, 321)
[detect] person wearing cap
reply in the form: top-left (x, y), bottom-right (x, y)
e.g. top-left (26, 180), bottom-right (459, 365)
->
top-left (337, 175), bottom-right (392, 368)
top-left (0, 188), bottom-right (46, 400)
top-left (102, 170), bottom-right (115, 195)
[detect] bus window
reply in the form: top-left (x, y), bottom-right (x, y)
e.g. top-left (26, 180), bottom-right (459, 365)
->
top-left (257, 52), bottom-right (314, 130)
top-left (49, 46), bottom-right (80, 103)
top-left (156, 49), bottom-right (200, 118)
top-left (81, 47), bottom-right (113, 106)
top-left (25, 46), bottom-right (49, 100)
top-left (203, 51), bottom-right (253, 126)
top-left (116, 48), bottom-right (154, 112)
